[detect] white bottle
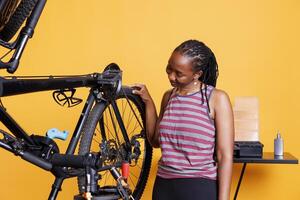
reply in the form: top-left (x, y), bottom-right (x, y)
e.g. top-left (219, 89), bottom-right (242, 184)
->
top-left (274, 132), bottom-right (283, 156)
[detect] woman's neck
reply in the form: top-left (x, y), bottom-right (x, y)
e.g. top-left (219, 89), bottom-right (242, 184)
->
top-left (176, 80), bottom-right (204, 95)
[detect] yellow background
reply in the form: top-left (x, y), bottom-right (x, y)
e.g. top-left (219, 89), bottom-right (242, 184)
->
top-left (0, 0), bottom-right (299, 199)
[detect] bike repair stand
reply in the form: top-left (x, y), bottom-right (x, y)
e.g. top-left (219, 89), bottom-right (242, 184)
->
top-left (74, 165), bottom-right (134, 200)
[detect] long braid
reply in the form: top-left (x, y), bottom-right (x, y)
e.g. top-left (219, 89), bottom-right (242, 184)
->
top-left (174, 40), bottom-right (219, 113)
top-left (199, 82), bottom-right (204, 104)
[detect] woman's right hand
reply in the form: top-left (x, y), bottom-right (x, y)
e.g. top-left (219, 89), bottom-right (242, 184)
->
top-left (131, 83), bottom-right (153, 104)
top-left (131, 83), bottom-right (160, 148)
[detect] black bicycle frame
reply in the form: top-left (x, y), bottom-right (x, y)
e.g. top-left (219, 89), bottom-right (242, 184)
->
top-left (0, 0), bottom-right (135, 199)
top-left (0, 75), bottom-right (96, 144)
top-left (0, 71), bottom-right (131, 200)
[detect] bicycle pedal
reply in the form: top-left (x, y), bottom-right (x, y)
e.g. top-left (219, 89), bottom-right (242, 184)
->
top-left (46, 128), bottom-right (69, 141)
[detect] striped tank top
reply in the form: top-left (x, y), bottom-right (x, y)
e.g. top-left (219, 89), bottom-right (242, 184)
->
top-left (157, 85), bottom-right (217, 180)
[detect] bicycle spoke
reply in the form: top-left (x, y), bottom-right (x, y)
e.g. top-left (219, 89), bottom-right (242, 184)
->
top-left (125, 100), bottom-right (132, 128)
top-left (104, 120), bottom-right (116, 140)
top-left (128, 175), bottom-right (136, 189)
top-left (92, 137), bottom-right (101, 145)
top-left (124, 95), bottom-right (143, 128)
top-left (78, 89), bottom-right (151, 199)
top-left (108, 105), bottom-right (121, 144)
top-left (129, 120), bottom-right (140, 137)
top-left (129, 171), bottom-right (139, 184)
top-left (122, 98), bottom-right (128, 119)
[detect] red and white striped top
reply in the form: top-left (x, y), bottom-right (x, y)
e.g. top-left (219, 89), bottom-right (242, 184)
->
top-left (157, 85), bottom-right (217, 180)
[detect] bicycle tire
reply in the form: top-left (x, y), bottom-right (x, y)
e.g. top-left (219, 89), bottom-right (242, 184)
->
top-left (0, 0), bottom-right (37, 42)
top-left (77, 86), bottom-right (152, 199)
top-left (0, 0), bottom-right (20, 31)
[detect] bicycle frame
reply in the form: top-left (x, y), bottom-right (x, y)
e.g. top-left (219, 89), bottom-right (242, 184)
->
top-left (0, 0), bottom-right (146, 199)
top-left (0, 75), bottom-right (97, 145)
top-left (0, 70), bottom-right (133, 200)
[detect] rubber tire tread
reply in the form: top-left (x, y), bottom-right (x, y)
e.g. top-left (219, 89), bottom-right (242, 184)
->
top-left (0, 0), bottom-right (37, 42)
top-left (77, 87), bottom-right (152, 200)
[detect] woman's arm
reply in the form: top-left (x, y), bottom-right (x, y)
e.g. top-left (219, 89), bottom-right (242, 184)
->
top-left (132, 84), bottom-right (171, 148)
top-left (212, 89), bottom-right (234, 200)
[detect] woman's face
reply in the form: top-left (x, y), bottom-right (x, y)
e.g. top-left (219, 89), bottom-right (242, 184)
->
top-left (166, 51), bottom-right (200, 88)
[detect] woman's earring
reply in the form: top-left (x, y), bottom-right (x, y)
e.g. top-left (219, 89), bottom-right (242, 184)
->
top-left (193, 81), bottom-right (198, 85)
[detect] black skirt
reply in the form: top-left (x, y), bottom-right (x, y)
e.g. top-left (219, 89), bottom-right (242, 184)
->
top-left (152, 176), bottom-right (218, 200)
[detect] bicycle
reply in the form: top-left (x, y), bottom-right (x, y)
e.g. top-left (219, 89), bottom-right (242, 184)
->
top-left (0, 0), bottom-right (153, 199)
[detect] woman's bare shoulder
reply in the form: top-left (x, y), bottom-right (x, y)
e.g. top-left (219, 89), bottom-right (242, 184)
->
top-left (163, 88), bottom-right (173, 98)
top-left (211, 88), bottom-right (232, 111)
top-left (160, 88), bottom-right (174, 108)
top-left (212, 88), bottom-right (229, 99)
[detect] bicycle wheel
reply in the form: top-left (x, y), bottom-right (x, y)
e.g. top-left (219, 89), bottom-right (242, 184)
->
top-left (0, 0), bottom-right (37, 42)
top-left (77, 86), bottom-right (152, 199)
top-left (0, 0), bottom-right (20, 31)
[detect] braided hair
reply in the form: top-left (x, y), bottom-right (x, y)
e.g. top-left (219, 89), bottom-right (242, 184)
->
top-left (174, 40), bottom-right (219, 112)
